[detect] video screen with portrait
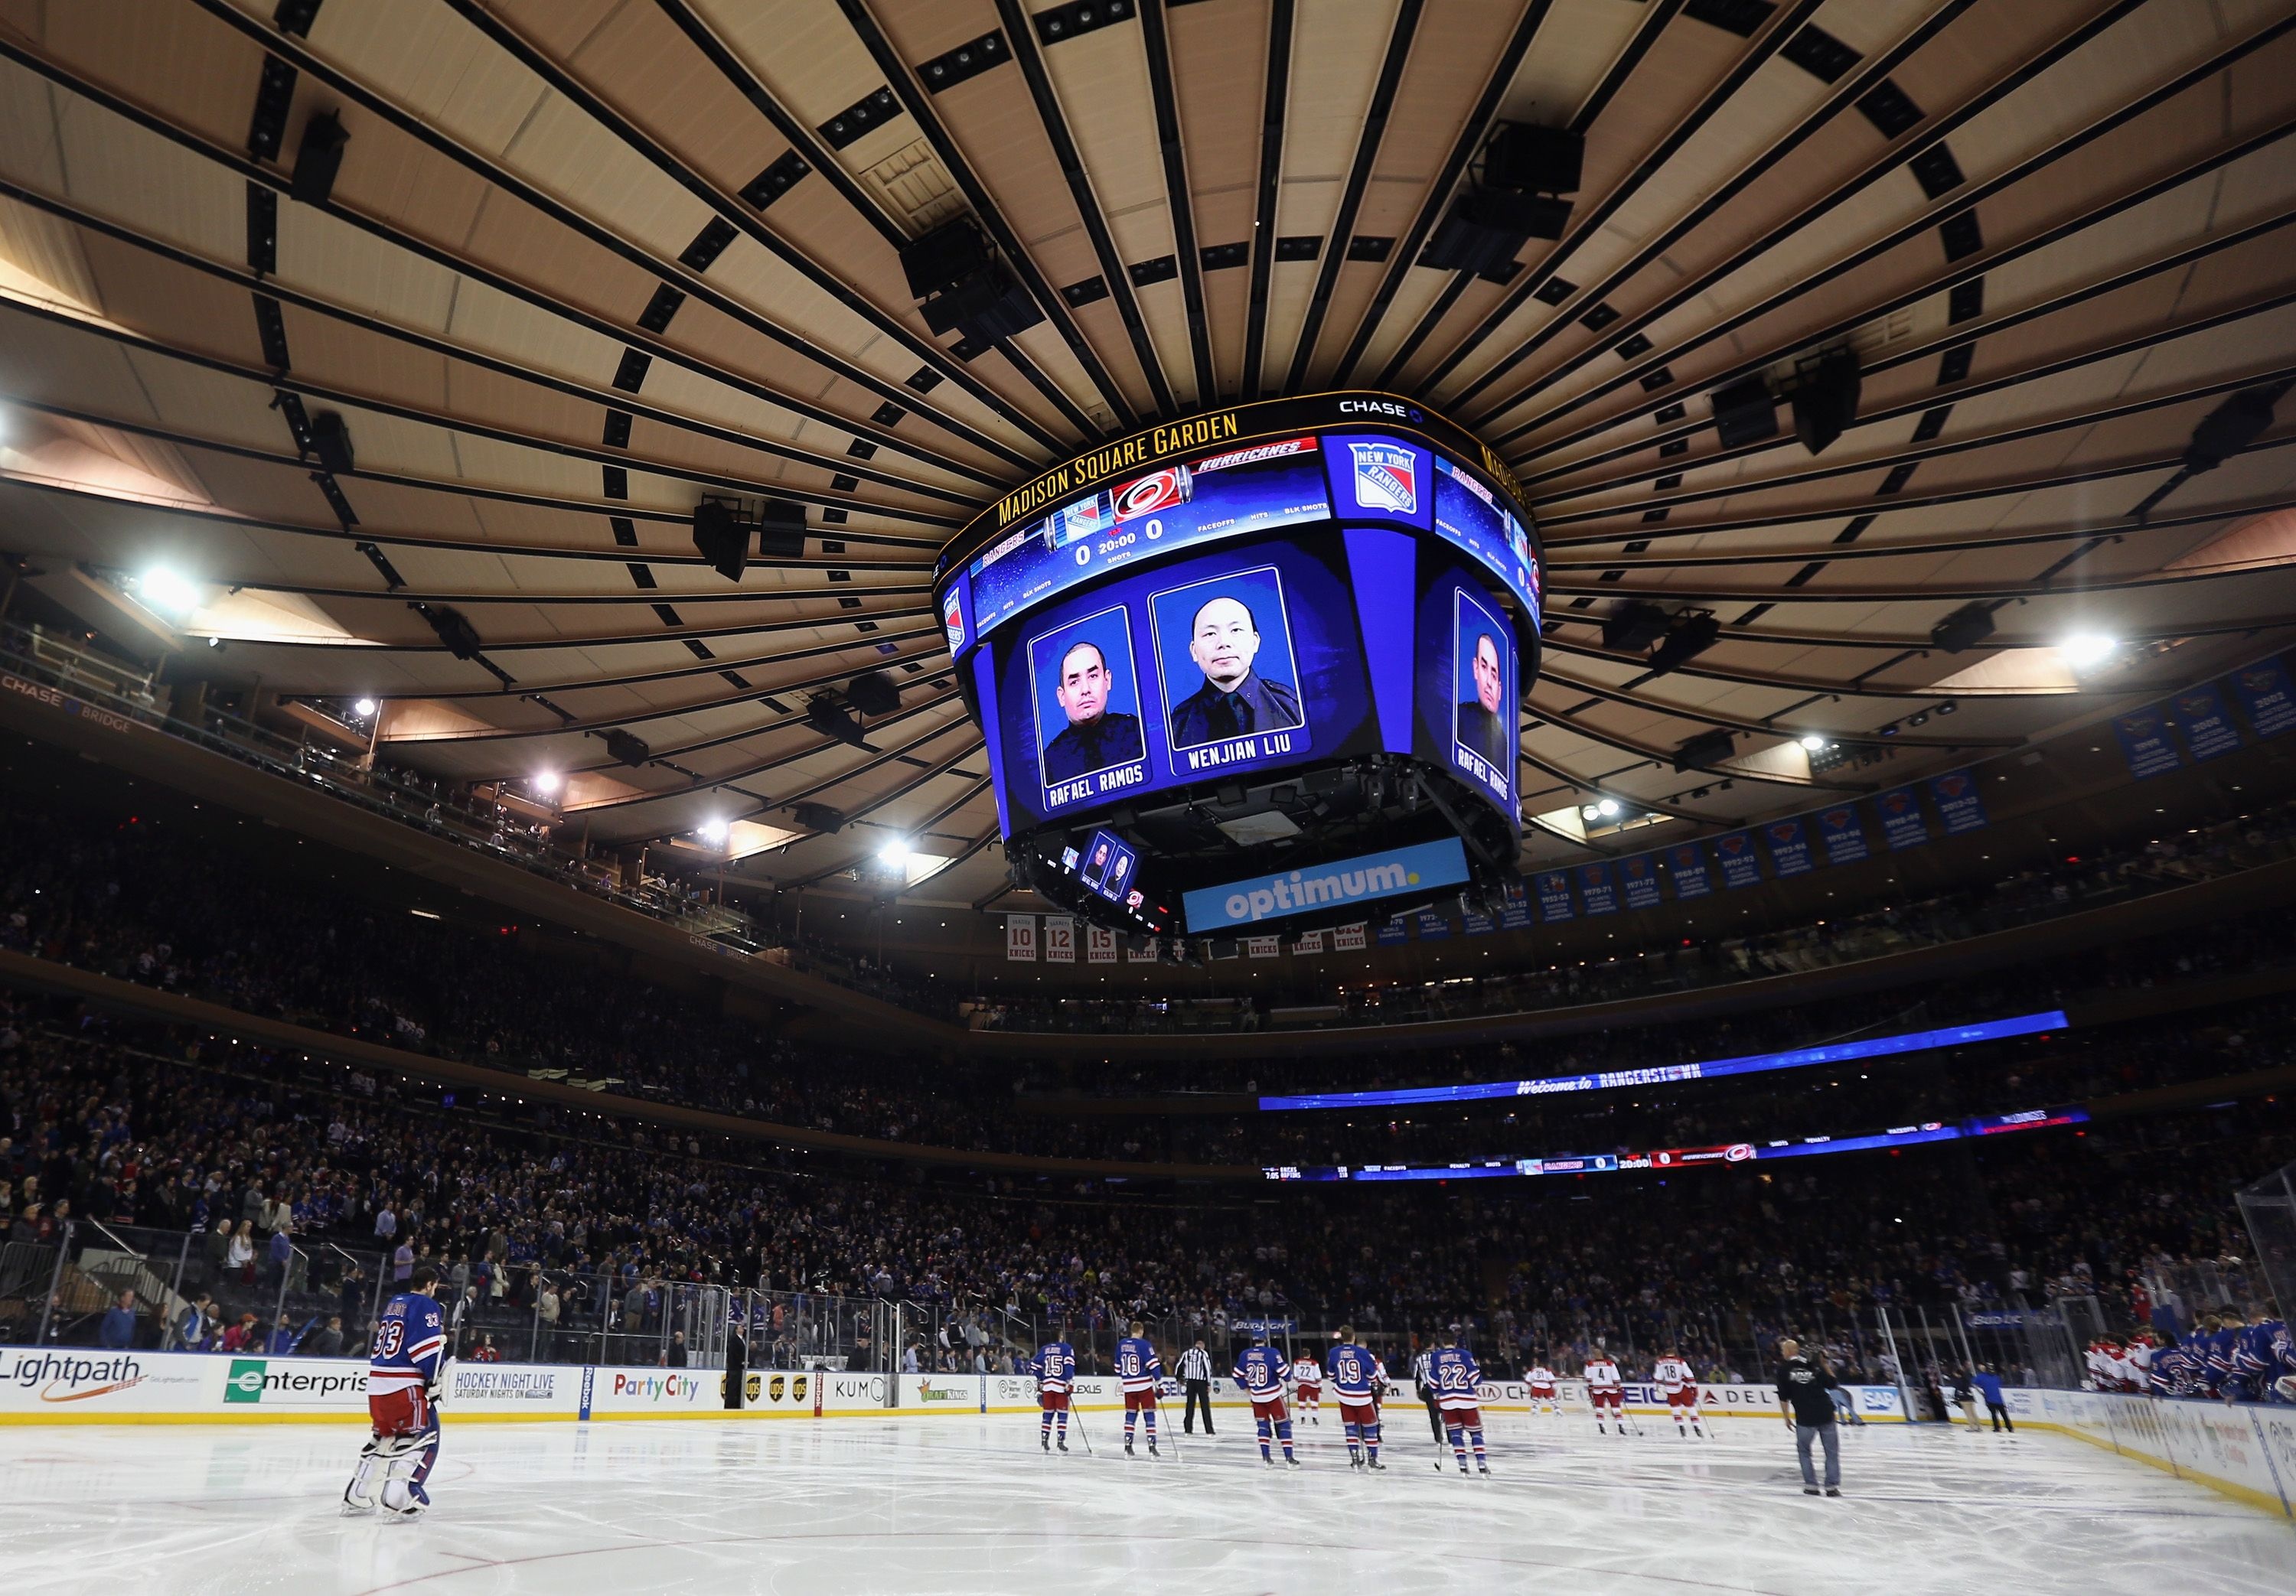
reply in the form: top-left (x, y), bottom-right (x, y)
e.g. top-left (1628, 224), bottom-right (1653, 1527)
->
top-left (1413, 568), bottom-right (1517, 816)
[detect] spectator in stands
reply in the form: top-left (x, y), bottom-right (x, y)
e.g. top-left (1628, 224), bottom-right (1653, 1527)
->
top-left (309, 1315), bottom-right (346, 1358)
top-left (174, 1292), bottom-right (215, 1352)
top-left (97, 1290), bottom-right (137, 1350)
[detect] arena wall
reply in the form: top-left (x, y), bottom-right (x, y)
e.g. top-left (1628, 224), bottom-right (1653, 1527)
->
top-left (0, 1350), bottom-right (1908, 1428)
top-left (2004, 1387), bottom-right (2296, 1519)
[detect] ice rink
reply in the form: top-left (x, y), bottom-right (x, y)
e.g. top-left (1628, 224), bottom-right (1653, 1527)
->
top-left (1, 1412), bottom-right (2288, 1594)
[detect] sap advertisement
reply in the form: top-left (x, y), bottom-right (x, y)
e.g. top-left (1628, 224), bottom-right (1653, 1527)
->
top-left (957, 430), bottom-right (1540, 650)
top-left (987, 526), bottom-right (1528, 835)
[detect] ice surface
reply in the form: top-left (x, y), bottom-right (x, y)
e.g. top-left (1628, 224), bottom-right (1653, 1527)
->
top-left (0, 1411), bottom-right (2287, 1594)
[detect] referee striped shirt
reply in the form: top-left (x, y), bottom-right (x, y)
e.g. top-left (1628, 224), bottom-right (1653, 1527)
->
top-left (1178, 1346), bottom-right (1213, 1382)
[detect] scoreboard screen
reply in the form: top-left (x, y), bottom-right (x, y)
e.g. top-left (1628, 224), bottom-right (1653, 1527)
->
top-left (934, 392), bottom-right (1543, 933)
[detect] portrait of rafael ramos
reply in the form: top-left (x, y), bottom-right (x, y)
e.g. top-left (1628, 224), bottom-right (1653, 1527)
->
top-left (1456, 631), bottom-right (1511, 777)
top-left (1167, 594), bottom-right (1303, 748)
top-left (1041, 638), bottom-right (1144, 783)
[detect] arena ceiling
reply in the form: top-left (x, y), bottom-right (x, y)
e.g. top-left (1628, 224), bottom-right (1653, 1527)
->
top-left (2, 0), bottom-right (2295, 912)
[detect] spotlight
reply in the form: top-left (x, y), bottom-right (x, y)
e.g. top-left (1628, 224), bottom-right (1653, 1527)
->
top-left (2058, 634), bottom-right (2119, 671)
top-left (532, 770), bottom-right (561, 795)
top-left (1907, 711), bottom-right (1930, 728)
top-left (1797, 732), bottom-right (1827, 752)
top-left (1935, 699), bottom-right (1958, 716)
top-left (138, 568), bottom-right (201, 617)
top-left (352, 697), bottom-right (378, 719)
top-left (699, 818), bottom-right (729, 845)
top-left (879, 840), bottom-right (912, 868)
top-left (1596, 798), bottom-right (1620, 819)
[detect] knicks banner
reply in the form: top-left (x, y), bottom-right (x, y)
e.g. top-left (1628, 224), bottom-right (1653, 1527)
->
top-left (1043, 915), bottom-right (1077, 962)
top-left (1929, 770), bottom-right (1988, 834)
top-left (1815, 806), bottom-right (1868, 867)
top-left (1496, 883), bottom-right (1536, 930)
top-left (1292, 928), bottom-right (1329, 955)
top-left (1577, 861), bottom-right (1618, 916)
top-left (1333, 923), bottom-right (1369, 951)
top-left (1246, 934), bottom-right (1281, 958)
top-left (1874, 787), bottom-right (1928, 850)
top-left (1762, 816), bottom-right (1814, 877)
top-left (1619, 853), bottom-right (1662, 910)
top-left (1005, 915), bottom-right (1039, 961)
top-left (1086, 925), bottom-right (1118, 963)
top-left (1534, 871), bottom-right (1575, 922)
top-left (1126, 936), bottom-right (1159, 962)
top-left (1712, 831), bottom-right (1762, 889)
top-left (1665, 842), bottom-right (1711, 899)
top-left (2112, 705), bottom-right (2180, 780)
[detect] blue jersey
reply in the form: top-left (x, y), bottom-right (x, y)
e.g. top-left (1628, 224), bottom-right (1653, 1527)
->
top-left (369, 1290), bottom-right (445, 1396)
top-left (1114, 1336), bottom-right (1162, 1393)
top-left (2206, 1327), bottom-right (2241, 1389)
top-left (1233, 1344), bottom-right (1287, 1400)
top-left (1326, 1341), bottom-right (1384, 1401)
top-left (1427, 1346), bottom-right (1482, 1412)
top-left (1035, 1340), bottom-right (1075, 1394)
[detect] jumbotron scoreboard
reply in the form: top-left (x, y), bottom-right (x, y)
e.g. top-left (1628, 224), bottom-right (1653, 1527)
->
top-left (934, 392), bottom-right (1542, 942)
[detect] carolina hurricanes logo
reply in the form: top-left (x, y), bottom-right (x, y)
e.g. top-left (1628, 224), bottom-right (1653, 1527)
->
top-left (1348, 443), bottom-right (1418, 514)
top-left (1725, 1143), bottom-right (1754, 1162)
top-left (1113, 467), bottom-right (1191, 522)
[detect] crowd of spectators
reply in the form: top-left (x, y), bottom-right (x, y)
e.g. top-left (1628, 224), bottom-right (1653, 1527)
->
top-left (3, 778), bottom-right (2294, 1174)
top-left (1, 985), bottom-right (2280, 1386)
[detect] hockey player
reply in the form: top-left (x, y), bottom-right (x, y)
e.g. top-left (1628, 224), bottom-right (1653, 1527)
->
top-left (1035, 1329), bottom-right (1077, 1453)
top-left (344, 1261), bottom-right (446, 1519)
top-left (2227, 1307), bottom-right (2279, 1404)
top-left (1326, 1327), bottom-right (1387, 1470)
top-left (1290, 1348), bottom-right (1322, 1425)
top-left (1233, 1331), bottom-right (1301, 1467)
top-left (1652, 1346), bottom-right (1706, 1438)
top-left (1114, 1321), bottom-right (1163, 1458)
top-left (1527, 1355), bottom-right (1561, 1418)
top-left (1427, 1331), bottom-right (1489, 1476)
top-left (1583, 1350), bottom-right (1626, 1436)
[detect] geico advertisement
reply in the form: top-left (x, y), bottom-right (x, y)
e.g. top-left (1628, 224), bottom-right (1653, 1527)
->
top-left (0, 1350), bottom-right (204, 1412)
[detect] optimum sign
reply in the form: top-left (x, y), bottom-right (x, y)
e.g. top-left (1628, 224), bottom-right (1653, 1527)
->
top-left (1183, 836), bottom-right (1468, 930)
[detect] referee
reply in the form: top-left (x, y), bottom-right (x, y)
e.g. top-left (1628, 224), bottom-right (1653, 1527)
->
top-left (1179, 1337), bottom-right (1215, 1435)
top-left (1413, 1340), bottom-right (1443, 1443)
top-left (1776, 1337), bottom-right (1844, 1497)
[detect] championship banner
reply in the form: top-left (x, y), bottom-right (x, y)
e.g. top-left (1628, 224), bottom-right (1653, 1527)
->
top-left (1712, 831), bottom-right (1763, 888)
top-left (1576, 860), bottom-right (1618, 915)
top-left (1496, 881), bottom-right (1536, 929)
top-left (1085, 925), bottom-right (1118, 963)
top-left (1414, 909), bottom-right (1453, 940)
top-left (2230, 656), bottom-right (2296, 737)
top-left (1126, 936), bottom-right (1159, 962)
top-left (1292, 927), bottom-right (1329, 955)
top-left (1761, 816), bottom-right (1814, 877)
top-left (1005, 914), bottom-right (1039, 961)
top-left (1333, 922), bottom-right (1369, 951)
top-left (1928, 769), bottom-right (1988, 834)
top-left (1815, 805), bottom-right (1869, 867)
top-left (1618, 853), bottom-right (1662, 910)
top-left (1043, 915), bottom-right (1077, 962)
top-left (1461, 909), bottom-right (1495, 935)
top-left (1665, 842), bottom-right (1711, 899)
top-left (2112, 705), bottom-right (2181, 779)
top-left (1375, 915), bottom-right (1411, 945)
top-left (1246, 934), bottom-right (1280, 958)
top-left (2172, 684), bottom-right (2242, 761)
top-left (1874, 786), bottom-right (1928, 850)
top-left (1534, 870), bottom-right (1575, 921)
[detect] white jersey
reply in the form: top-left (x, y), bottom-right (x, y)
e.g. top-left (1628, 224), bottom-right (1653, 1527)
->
top-left (1290, 1356), bottom-right (1321, 1388)
top-left (1652, 1357), bottom-right (1695, 1395)
top-left (1583, 1358), bottom-right (1622, 1392)
top-left (1528, 1364), bottom-right (1556, 1391)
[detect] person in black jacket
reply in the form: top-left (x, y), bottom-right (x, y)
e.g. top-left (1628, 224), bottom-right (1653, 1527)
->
top-left (1776, 1337), bottom-right (1844, 1497)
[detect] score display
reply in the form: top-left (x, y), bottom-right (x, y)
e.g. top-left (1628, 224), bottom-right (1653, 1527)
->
top-left (936, 392), bottom-right (1544, 933)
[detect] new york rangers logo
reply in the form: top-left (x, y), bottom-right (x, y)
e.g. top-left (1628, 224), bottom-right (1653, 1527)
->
top-left (1349, 442), bottom-right (1418, 515)
top-left (941, 588), bottom-right (965, 653)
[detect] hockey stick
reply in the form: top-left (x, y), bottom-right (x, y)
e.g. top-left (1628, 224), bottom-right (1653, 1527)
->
top-left (1069, 1399), bottom-right (1094, 1455)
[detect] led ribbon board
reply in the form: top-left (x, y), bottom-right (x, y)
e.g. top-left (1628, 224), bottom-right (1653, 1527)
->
top-left (1257, 1009), bottom-right (2070, 1111)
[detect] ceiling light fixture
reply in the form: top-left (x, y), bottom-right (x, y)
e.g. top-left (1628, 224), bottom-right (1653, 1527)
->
top-left (2058, 634), bottom-right (2119, 671)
